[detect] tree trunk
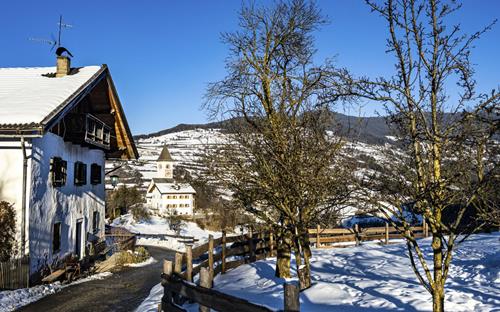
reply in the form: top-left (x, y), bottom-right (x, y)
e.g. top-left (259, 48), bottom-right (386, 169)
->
top-left (295, 227), bottom-right (312, 289)
top-left (432, 229), bottom-right (445, 312)
top-left (432, 286), bottom-right (444, 312)
top-left (275, 228), bottom-right (292, 278)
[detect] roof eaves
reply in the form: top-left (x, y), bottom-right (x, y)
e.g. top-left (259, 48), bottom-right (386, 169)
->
top-left (105, 68), bottom-right (139, 160)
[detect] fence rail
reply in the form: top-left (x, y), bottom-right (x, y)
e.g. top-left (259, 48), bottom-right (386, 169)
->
top-left (0, 256), bottom-right (29, 290)
top-left (309, 222), bottom-right (429, 248)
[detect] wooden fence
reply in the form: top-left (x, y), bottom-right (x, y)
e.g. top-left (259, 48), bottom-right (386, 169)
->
top-left (0, 256), bottom-right (30, 290)
top-left (105, 226), bottom-right (138, 254)
top-left (309, 222), bottom-right (429, 248)
top-left (160, 222), bottom-right (430, 311)
top-left (160, 230), bottom-right (301, 312)
top-left (138, 233), bottom-right (198, 245)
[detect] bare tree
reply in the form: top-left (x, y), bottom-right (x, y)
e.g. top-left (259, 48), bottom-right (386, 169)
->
top-left (204, 0), bottom-right (353, 281)
top-left (343, 0), bottom-right (499, 310)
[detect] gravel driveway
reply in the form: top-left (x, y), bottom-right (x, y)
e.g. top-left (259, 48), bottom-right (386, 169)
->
top-left (18, 246), bottom-right (175, 312)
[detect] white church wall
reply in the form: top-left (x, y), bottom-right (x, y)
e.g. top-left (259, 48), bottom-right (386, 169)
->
top-left (28, 132), bottom-right (105, 274)
top-left (156, 161), bottom-right (174, 179)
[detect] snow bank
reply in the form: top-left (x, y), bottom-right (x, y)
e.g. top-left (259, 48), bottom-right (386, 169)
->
top-left (125, 257), bottom-right (157, 268)
top-left (137, 233), bottom-right (500, 312)
top-left (135, 283), bottom-right (164, 312)
top-left (0, 283), bottom-right (62, 312)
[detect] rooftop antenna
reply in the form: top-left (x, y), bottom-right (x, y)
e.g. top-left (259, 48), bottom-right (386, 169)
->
top-left (29, 15), bottom-right (74, 57)
top-left (57, 14), bottom-right (73, 48)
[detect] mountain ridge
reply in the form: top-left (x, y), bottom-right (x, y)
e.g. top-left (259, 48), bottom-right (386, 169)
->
top-left (134, 113), bottom-right (394, 145)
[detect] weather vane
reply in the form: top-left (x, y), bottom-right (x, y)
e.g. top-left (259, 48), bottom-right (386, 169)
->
top-left (29, 15), bottom-right (74, 57)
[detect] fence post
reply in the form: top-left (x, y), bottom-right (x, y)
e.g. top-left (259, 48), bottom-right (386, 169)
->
top-left (316, 224), bottom-right (321, 248)
top-left (269, 232), bottom-right (274, 257)
top-left (284, 281), bottom-right (300, 312)
top-left (221, 231), bottom-right (227, 274)
top-left (174, 252), bottom-right (183, 276)
top-left (199, 267), bottom-right (212, 312)
top-left (186, 245), bottom-right (193, 282)
top-left (298, 265), bottom-right (311, 290)
top-left (173, 253), bottom-right (185, 305)
top-left (163, 259), bottom-right (173, 276)
top-left (423, 219), bottom-right (429, 237)
top-left (385, 222), bottom-right (389, 245)
top-left (354, 224), bottom-right (360, 246)
top-left (248, 227), bottom-right (256, 262)
top-left (208, 234), bottom-right (214, 279)
top-left (162, 260), bottom-right (173, 311)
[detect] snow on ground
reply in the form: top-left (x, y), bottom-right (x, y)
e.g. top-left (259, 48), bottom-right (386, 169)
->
top-left (0, 272), bottom-right (113, 312)
top-left (125, 257), bottom-right (157, 268)
top-left (111, 214), bottom-right (220, 251)
top-left (138, 233), bottom-right (500, 312)
top-left (135, 283), bottom-right (164, 312)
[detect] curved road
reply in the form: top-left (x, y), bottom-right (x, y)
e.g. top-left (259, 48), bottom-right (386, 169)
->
top-left (18, 246), bottom-right (175, 312)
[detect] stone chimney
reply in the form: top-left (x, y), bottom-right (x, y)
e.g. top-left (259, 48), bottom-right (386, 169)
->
top-left (56, 56), bottom-right (71, 77)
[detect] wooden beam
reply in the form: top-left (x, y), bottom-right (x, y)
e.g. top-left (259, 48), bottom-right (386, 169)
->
top-left (106, 74), bottom-right (138, 159)
top-left (163, 276), bottom-right (273, 312)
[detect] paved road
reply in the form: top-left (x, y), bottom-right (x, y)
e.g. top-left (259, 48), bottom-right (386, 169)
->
top-left (19, 246), bottom-right (175, 312)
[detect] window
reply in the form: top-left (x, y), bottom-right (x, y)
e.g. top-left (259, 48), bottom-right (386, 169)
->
top-left (53, 222), bottom-right (61, 253)
top-left (51, 157), bottom-right (67, 187)
top-left (92, 211), bottom-right (99, 233)
top-left (74, 162), bottom-right (87, 186)
top-left (90, 164), bottom-right (102, 185)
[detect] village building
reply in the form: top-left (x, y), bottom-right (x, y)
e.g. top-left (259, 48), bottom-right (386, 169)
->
top-left (146, 146), bottom-right (196, 216)
top-left (0, 56), bottom-right (138, 279)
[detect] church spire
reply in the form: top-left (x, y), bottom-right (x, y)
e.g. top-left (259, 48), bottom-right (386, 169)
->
top-left (157, 146), bottom-right (174, 179)
top-left (157, 146), bottom-right (173, 161)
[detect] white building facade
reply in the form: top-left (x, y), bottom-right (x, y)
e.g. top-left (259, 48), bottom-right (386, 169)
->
top-left (146, 147), bottom-right (196, 216)
top-left (0, 59), bottom-right (138, 280)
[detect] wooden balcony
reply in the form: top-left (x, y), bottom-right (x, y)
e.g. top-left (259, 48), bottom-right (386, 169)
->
top-left (85, 114), bottom-right (111, 149)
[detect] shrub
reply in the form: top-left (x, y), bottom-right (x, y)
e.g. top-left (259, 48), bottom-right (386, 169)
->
top-left (106, 185), bottom-right (145, 219)
top-left (0, 201), bottom-right (16, 261)
top-left (130, 204), bottom-right (150, 222)
top-left (114, 247), bottom-right (150, 266)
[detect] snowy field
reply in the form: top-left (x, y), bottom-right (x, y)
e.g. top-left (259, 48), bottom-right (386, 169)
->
top-left (138, 233), bottom-right (499, 312)
top-left (111, 214), bottom-right (221, 251)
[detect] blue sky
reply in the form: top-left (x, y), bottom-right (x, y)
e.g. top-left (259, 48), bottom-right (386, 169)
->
top-left (1, 1), bottom-right (499, 135)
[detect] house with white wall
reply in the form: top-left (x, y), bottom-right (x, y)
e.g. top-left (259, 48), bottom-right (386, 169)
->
top-left (0, 56), bottom-right (138, 279)
top-left (146, 146), bottom-right (196, 216)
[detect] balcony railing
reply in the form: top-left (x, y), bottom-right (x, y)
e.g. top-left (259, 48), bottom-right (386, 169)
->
top-left (85, 114), bottom-right (111, 149)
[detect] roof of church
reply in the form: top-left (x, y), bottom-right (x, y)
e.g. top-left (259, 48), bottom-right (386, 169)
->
top-left (157, 146), bottom-right (174, 161)
top-left (155, 183), bottom-right (196, 195)
top-left (151, 178), bottom-right (175, 184)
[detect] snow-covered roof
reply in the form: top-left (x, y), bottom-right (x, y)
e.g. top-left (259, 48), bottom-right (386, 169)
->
top-left (154, 183), bottom-right (196, 194)
top-left (0, 66), bottom-right (103, 127)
